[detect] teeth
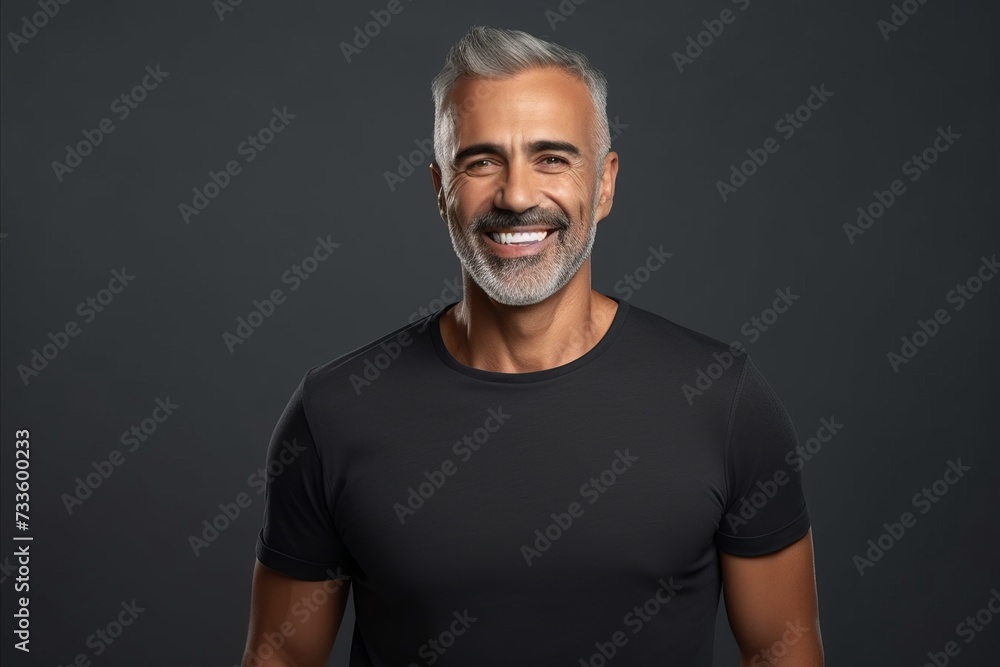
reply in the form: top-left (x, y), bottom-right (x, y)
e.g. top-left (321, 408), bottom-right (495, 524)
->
top-left (488, 230), bottom-right (550, 245)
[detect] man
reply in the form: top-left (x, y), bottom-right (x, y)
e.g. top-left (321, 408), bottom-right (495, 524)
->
top-left (242, 25), bottom-right (823, 667)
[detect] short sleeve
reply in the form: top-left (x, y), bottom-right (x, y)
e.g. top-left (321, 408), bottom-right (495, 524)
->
top-left (715, 356), bottom-right (811, 556)
top-left (254, 374), bottom-right (356, 580)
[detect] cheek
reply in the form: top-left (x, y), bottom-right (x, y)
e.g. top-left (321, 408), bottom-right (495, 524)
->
top-left (549, 173), bottom-right (596, 219)
top-left (448, 177), bottom-right (495, 222)
top-left (570, 169), bottom-right (598, 195)
top-left (553, 168), bottom-right (596, 198)
top-left (444, 178), bottom-right (472, 215)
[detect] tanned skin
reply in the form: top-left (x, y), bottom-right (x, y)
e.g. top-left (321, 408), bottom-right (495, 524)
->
top-left (241, 562), bottom-right (351, 667)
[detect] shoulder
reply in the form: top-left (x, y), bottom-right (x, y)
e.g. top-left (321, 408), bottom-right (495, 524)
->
top-left (615, 299), bottom-right (751, 409)
top-left (299, 309), bottom-right (439, 400)
top-left (621, 299), bottom-right (747, 365)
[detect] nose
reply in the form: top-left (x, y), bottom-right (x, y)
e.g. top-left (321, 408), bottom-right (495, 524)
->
top-left (493, 158), bottom-right (539, 214)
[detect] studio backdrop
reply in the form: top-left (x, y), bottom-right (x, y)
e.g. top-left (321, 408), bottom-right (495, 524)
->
top-left (1, 0), bottom-right (998, 665)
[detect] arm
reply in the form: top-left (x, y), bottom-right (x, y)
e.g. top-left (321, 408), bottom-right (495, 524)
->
top-left (720, 530), bottom-right (823, 667)
top-left (241, 561), bottom-right (351, 667)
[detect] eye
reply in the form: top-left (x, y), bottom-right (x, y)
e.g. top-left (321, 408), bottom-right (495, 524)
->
top-left (464, 159), bottom-right (501, 175)
top-left (539, 155), bottom-right (570, 171)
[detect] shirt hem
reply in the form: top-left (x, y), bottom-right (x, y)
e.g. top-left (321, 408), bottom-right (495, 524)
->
top-left (714, 505), bottom-right (811, 557)
top-left (255, 529), bottom-right (352, 581)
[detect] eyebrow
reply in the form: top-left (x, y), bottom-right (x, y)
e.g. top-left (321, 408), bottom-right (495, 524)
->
top-left (452, 140), bottom-right (582, 166)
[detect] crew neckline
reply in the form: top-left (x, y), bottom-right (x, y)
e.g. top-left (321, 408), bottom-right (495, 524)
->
top-left (430, 294), bottom-right (630, 383)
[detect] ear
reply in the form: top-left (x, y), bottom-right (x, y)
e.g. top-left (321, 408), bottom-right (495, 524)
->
top-left (430, 161), bottom-right (447, 221)
top-left (594, 151), bottom-right (619, 223)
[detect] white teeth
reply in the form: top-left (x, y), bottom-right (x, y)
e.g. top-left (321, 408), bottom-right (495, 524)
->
top-left (488, 230), bottom-right (550, 245)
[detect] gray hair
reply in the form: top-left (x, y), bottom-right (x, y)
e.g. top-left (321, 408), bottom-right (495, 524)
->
top-left (431, 25), bottom-right (611, 177)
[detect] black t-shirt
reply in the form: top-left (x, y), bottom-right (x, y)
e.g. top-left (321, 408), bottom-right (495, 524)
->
top-left (254, 294), bottom-right (810, 666)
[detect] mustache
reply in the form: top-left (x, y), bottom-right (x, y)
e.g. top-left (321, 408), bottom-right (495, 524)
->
top-left (470, 208), bottom-right (570, 233)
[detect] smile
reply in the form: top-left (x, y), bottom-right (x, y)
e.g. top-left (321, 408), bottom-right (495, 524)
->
top-left (487, 230), bottom-right (551, 245)
top-left (481, 228), bottom-right (559, 257)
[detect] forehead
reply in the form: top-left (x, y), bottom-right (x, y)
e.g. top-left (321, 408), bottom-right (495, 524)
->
top-left (444, 67), bottom-right (594, 152)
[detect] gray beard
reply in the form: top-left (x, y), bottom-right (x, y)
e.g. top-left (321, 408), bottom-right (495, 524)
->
top-left (446, 183), bottom-right (601, 306)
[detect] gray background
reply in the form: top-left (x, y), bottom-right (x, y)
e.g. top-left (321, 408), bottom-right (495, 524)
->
top-left (2, 0), bottom-right (998, 665)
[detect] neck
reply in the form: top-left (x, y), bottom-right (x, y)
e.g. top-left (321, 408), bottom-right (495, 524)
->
top-left (440, 270), bottom-right (618, 374)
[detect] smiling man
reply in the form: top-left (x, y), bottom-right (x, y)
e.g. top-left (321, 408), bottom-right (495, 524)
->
top-left (242, 26), bottom-right (823, 667)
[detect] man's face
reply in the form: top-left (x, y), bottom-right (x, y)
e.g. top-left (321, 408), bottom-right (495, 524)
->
top-left (431, 67), bottom-right (618, 307)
